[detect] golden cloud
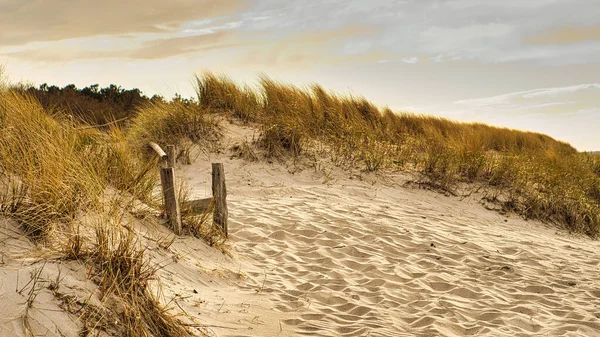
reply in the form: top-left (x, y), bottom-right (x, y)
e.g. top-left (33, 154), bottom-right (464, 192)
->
top-left (234, 24), bottom-right (383, 68)
top-left (6, 23), bottom-right (385, 66)
top-left (0, 0), bottom-right (250, 45)
top-left (524, 25), bottom-right (600, 45)
top-left (127, 31), bottom-right (241, 59)
top-left (5, 33), bottom-right (242, 62)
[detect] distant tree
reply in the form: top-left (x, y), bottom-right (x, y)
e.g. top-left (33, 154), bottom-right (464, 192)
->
top-left (150, 94), bottom-right (166, 104)
top-left (19, 82), bottom-right (151, 128)
top-left (63, 84), bottom-right (77, 92)
top-left (81, 84), bottom-right (101, 100)
top-left (172, 93), bottom-right (197, 107)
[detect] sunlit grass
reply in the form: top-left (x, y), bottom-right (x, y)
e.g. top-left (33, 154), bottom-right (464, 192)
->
top-left (1, 68), bottom-right (598, 336)
top-left (127, 99), bottom-right (222, 164)
top-left (195, 72), bottom-right (599, 237)
top-left (0, 88), bottom-right (197, 336)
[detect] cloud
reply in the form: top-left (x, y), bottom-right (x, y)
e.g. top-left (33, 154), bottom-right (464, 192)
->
top-left (520, 83), bottom-right (600, 98)
top-left (231, 24), bottom-right (383, 68)
top-left (454, 83), bottom-right (600, 115)
top-left (420, 23), bottom-right (516, 52)
top-left (455, 83), bottom-right (600, 103)
top-left (401, 57), bottom-right (418, 64)
top-left (3, 0), bottom-right (600, 67)
top-left (244, 0), bottom-right (599, 66)
top-left (0, 0), bottom-right (249, 45)
top-left (1, 13), bottom-right (253, 61)
top-left (2, 32), bottom-right (241, 61)
top-left (524, 25), bottom-right (600, 45)
top-left (124, 31), bottom-right (241, 60)
top-left (4, 23), bottom-right (383, 66)
top-left (404, 82), bottom-right (600, 150)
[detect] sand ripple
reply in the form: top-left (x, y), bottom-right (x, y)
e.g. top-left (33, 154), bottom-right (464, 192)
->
top-left (175, 129), bottom-right (600, 336)
top-left (226, 183), bottom-right (600, 336)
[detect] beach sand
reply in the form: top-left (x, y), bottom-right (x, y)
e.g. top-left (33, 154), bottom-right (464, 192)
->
top-left (1, 120), bottom-right (599, 336)
top-left (169, 122), bottom-right (600, 336)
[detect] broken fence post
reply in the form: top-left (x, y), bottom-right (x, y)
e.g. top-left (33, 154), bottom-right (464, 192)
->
top-left (160, 167), bottom-right (182, 235)
top-left (148, 142), bottom-right (167, 160)
top-left (166, 145), bottom-right (176, 168)
top-left (212, 163), bottom-right (228, 237)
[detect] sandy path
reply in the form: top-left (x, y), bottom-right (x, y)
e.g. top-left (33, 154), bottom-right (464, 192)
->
top-left (230, 182), bottom-right (599, 336)
top-left (143, 121), bottom-right (600, 337)
top-left (176, 143), bottom-right (600, 337)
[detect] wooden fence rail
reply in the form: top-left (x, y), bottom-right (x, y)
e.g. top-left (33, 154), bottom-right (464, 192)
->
top-left (148, 142), bottom-right (228, 237)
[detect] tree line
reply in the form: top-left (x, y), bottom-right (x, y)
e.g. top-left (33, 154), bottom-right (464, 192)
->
top-left (20, 83), bottom-right (195, 127)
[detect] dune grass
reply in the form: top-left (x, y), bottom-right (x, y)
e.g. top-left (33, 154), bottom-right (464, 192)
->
top-left (0, 87), bottom-right (196, 336)
top-left (0, 91), bottom-right (104, 238)
top-left (92, 222), bottom-right (191, 337)
top-left (127, 99), bottom-right (221, 164)
top-left (1, 66), bottom-right (598, 334)
top-left (195, 72), bottom-right (600, 237)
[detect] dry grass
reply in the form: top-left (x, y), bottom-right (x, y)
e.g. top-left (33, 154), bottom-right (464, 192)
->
top-left (98, 128), bottom-right (159, 204)
top-left (195, 72), bottom-right (261, 123)
top-left (230, 140), bottom-right (259, 162)
top-left (0, 91), bottom-right (104, 239)
top-left (91, 222), bottom-right (191, 337)
top-left (178, 182), bottom-right (225, 247)
top-left (0, 88), bottom-right (197, 336)
top-left (195, 72), bottom-right (600, 237)
top-left (0, 65), bottom-right (7, 91)
top-left (127, 100), bottom-right (222, 164)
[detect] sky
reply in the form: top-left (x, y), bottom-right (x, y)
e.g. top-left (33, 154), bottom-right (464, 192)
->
top-left (1, 0), bottom-right (599, 150)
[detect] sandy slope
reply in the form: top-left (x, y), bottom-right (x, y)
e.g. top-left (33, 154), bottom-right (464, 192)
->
top-left (1, 120), bottom-right (599, 337)
top-left (169, 121), bottom-right (600, 336)
top-left (0, 218), bottom-right (91, 337)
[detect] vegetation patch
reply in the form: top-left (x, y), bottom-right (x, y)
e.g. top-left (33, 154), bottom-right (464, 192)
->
top-left (194, 72), bottom-right (600, 237)
top-left (0, 82), bottom-right (201, 336)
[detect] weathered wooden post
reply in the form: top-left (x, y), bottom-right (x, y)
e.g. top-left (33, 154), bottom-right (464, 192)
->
top-left (149, 142), bottom-right (167, 161)
top-left (166, 145), bottom-right (176, 168)
top-left (150, 142), bottom-right (228, 238)
top-left (212, 163), bottom-right (228, 237)
top-left (160, 167), bottom-right (182, 235)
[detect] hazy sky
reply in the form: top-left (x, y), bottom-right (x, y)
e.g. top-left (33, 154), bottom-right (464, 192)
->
top-left (1, 0), bottom-right (599, 150)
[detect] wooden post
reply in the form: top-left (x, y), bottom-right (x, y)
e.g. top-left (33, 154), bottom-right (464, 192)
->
top-left (212, 163), bottom-right (228, 237)
top-left (160, 167), bottom-right (182, 235)
top-left (166, 145), bottom-right (176, 168)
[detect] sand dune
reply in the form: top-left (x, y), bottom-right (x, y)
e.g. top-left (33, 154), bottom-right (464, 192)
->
top-left (168, 122), bottom-right (600, 336)
top-left (1, 120), bottom-right (599, 336)
top-left (0, 218), bottom-right (87, 337)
